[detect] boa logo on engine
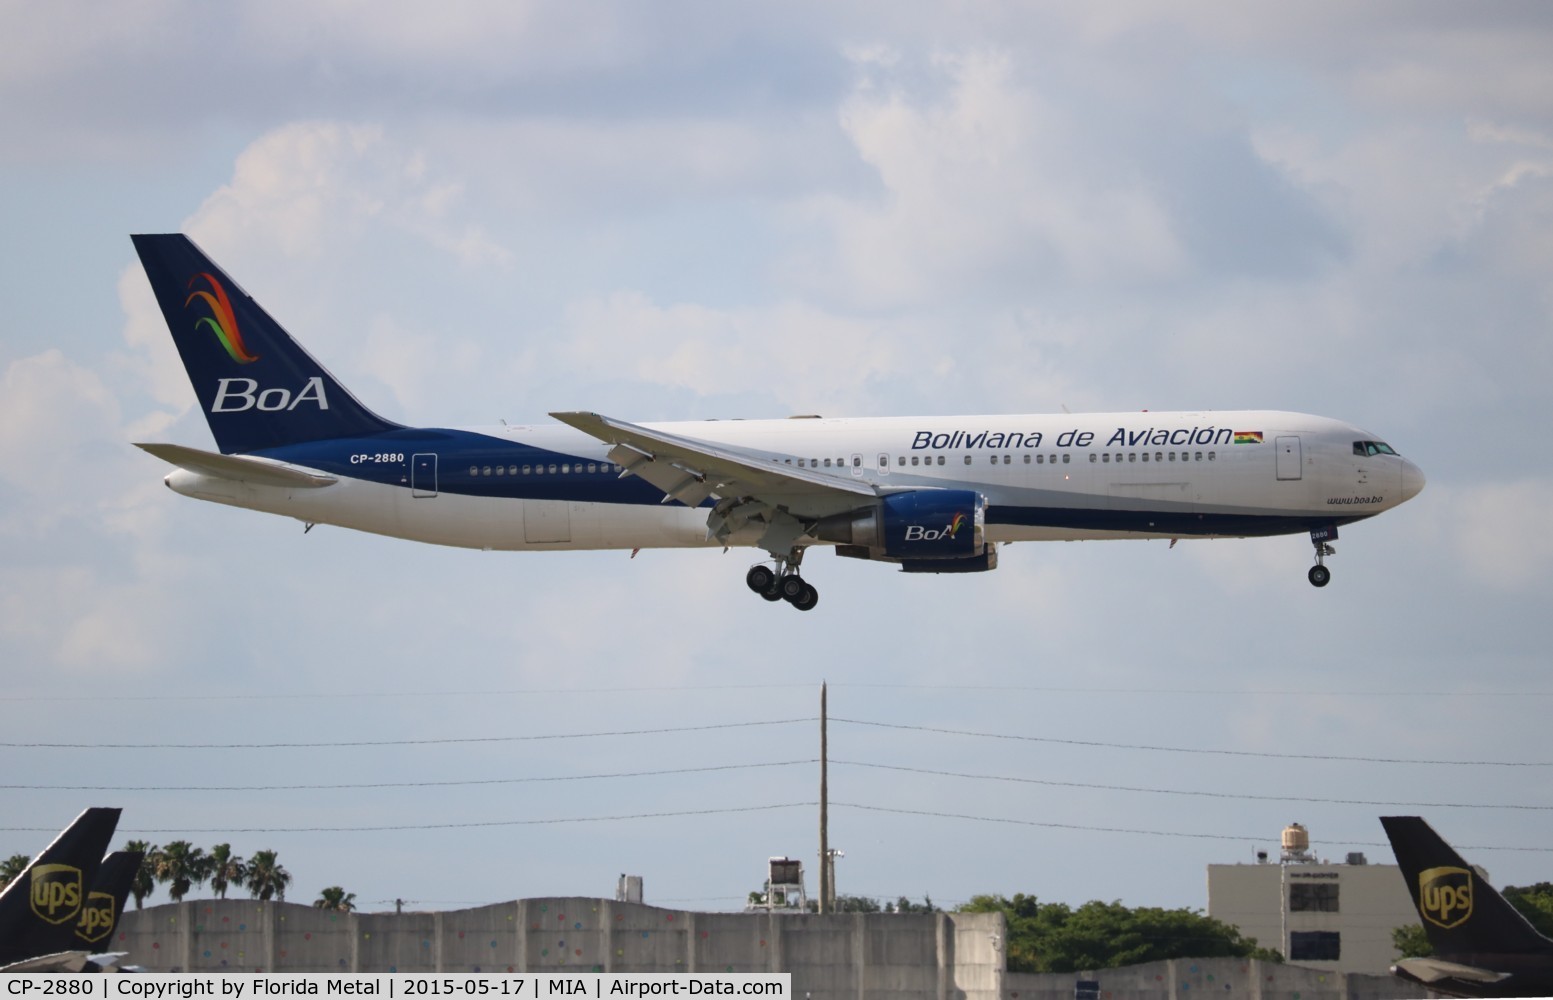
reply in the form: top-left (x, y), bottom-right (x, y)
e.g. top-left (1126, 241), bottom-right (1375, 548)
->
top-left (903, 513), bottom-right (967, 542)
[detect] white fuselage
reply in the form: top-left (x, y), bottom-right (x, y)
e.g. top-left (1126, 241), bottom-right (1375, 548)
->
top-left (163, 409), bottom-right (1425, 554)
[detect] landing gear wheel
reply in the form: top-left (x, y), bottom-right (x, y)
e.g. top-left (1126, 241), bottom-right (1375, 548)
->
top-left (746, 565), bottom-right (775, 594)
top-left (1308, 565), bottom-right (1331, 588)
top-left (779, 574), bottom-right (806, 601)
top-left (790, 582), bottom-right (819, 611)
top-left (760, 582), bottom-right (783, 602)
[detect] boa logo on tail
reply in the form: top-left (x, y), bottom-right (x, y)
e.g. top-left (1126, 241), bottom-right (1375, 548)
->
top-left (185, 272), bottom-right (260, 364)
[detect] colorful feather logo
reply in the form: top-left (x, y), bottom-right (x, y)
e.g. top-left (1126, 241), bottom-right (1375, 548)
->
top-left (947, 513), bottom-right (967, 538)
top-left (185, 272), bottom-right (260, 364)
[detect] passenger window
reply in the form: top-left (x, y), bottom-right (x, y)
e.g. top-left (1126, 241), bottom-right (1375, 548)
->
top-left (548, 464), bottom-right (557, 474)
top-left (1168, 453), bottom-right (1175, 462)
top-left (509, 466), bottom-right (518, 475)
top-left (937, 456), bottom-right (945, 466)
top-left (1024, 454), bottom-right (1031, 464)
top-left (852, 456), bottom-right (861, 468)
top-left (1194, 452), bottom-right (1202, 461)
top-left (482, 465), bottom-right (492, 476)
top-left (587, 463), bottom-right (597, 473)
top-left (1090, 454), bottom-right (1098, 463)
top-left (469, 466), bottom-right (479, 476)
top-left (1062, 454), bottom-right (1070, 464)
top-left (1156, 453), bottom-right (1162, 463)
top-left (495, 465), bottom-right (505, 476)
top-left (1208, 452), bottom-right (1215, 461)
top-left (522, 465), bottom-right (531, 475)
top-left (1102, 454), bottom-right (1110, 463)
top-left (911, 456), bottom-right (919, 466)
top-left (824, 458), bottom-right (832, 467)
top-left (1004, 454), bottom-right (1011, 465)
top-left (1128, 453), bottom-right (1136, 462)
top-left (898, 456), bottom-right (906, 466)
top-left (990, 455), bottom-right (998, 465)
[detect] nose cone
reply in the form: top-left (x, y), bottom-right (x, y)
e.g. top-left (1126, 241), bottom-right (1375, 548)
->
top-left (1400, 458), bottom-right (1426, 502)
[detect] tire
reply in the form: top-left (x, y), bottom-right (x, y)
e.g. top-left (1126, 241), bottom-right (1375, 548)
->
top-left (1308, 565), bottom-right (1331, 588)
top-left (746, 565), bottom-right (775, 593)
top-left (791, 583), bottom-right (819, 611)
top-left (779, 575), bottom-right (805, 600)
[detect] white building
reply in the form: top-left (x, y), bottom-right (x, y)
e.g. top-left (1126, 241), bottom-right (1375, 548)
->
top-left (1206, 823), bottom-right (1419, 976)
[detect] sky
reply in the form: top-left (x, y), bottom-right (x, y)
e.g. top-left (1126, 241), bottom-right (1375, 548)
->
top-left (3, 1), bottom-right (1553, 925)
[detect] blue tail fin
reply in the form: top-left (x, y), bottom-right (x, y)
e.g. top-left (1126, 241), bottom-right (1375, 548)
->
top-left (132, 234), bottom-right (401, 455)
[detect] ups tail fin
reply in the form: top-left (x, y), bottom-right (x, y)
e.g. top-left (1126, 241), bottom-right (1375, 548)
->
top-left (0, 807), bottom-right (121, 965)
top-left (74, 850), bottom-right (142, 947)
top-left (1381, 816), bottom-right (1553, 957)
top-left (132, 234), bottom-right (401, 455)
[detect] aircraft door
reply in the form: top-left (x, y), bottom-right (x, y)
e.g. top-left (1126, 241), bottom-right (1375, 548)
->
top-left (1276, 436), bottom-right (1302, 481)
top-left (411, 453), bottom-right (438, 497)
top-left (851, 453), bottom-right (864, 478)
top-left (877, 453), bottom-right (891, 477)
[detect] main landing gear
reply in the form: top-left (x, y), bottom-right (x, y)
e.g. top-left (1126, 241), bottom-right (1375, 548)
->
top-left (1308, 526), bottom-right (1337, 588)
top-left (746, 550), bottom-right (818, 611)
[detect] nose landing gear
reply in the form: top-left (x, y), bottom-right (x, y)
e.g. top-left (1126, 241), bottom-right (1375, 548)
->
top-left (1308, 525), bottom-right (1337, 587)
top-left (745, 548), bottom-right (819, 611)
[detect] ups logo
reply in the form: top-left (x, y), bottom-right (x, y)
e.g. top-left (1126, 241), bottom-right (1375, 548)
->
top-left (29, 864), bottom-right (84, 925)
top-left (1420, 865), bottom-right (1474, 929)
top-left (75, 890), bottom-right (116, 944)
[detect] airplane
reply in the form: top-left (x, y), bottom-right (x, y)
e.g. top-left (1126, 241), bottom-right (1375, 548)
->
top-left (132, 233), bottom-right (1426, 610)
top-left (0, 851), bottom-right (146, 974)
top-left (1381, 816), bottom-right (1553, 998)
top-left (0, 806), bottom-right (121, 970)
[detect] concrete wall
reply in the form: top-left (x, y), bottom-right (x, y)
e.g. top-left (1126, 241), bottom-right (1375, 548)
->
top-left (1004, 958), bottom-right (1421, 1000)
top-left (118, 898), bottom-right (1005, 999)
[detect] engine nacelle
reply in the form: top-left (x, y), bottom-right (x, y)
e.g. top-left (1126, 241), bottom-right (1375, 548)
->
top-left (814, 489), bottom-right (986, 559)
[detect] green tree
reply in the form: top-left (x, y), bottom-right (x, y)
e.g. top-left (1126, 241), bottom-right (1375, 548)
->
top-left (124, 840), bottom-right (158, 909)
top-left (208, 844), bottom-right (246, 900)
top-left (314, 886), bottom-right (357, 912)
top-left (1392, 923), bottom-right (1432, 959)
top-left (245, 849), bottom-right (292, 902)
top-left (958, 894), bottom-right (1281, 973)
top-left (0, 854), bottom-right (30, 892)
top-left (153, 840), bottom-right (210, 903)
top-left (1504, 883), bottom-right (1553, 937)
top-left (889, 895), bottom-right (938, 914)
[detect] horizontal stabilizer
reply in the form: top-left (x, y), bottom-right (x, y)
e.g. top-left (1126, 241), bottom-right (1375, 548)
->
top-left (136, 443), bottom-right (337, 488)
top-left (1393, 957), bottom-right (1511, 985)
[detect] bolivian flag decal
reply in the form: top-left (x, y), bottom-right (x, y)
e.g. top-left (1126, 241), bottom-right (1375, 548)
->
top-left (1233, 431), bottom-right (1264, 444)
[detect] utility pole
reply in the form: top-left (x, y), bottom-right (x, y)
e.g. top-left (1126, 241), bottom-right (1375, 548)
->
top-left (819, 681), bottom-right (829, 914)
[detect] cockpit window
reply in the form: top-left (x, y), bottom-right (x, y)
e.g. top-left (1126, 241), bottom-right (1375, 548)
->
top-left (1353, 440), bottom-right (1400, 457)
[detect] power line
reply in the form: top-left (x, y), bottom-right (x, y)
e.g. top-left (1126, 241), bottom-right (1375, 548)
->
top-left (833, 717), bottom-right (1553, 766)
top-left (0, 718), bottom-right (808, 750)
top-left (832, 803), bottom-right (1553, 853)
top-left (0, 759), bottom-right (815, 792)
top-left (0, 684), bottom-right (814, 703)
top-left (835, 759), bottom-right (1553, 810)
top-left (0, 802), bottom-right (816, 835)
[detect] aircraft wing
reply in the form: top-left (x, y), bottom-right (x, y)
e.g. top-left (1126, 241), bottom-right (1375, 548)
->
top-left (135, 443), bottom-right (337, 489)
top-left (0, 950), bottom-right (91, 973)
top-left (550, 411), bottom-right (881, 515)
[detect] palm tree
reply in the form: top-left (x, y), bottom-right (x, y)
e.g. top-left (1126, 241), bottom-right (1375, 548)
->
top-left (314, 886), bottom-right (356, 912)
top-left (153, 840), bottom-right (210, 903)
top-left (124, 840), bottom-right (158, 909)
top-left (0, 854), bottom-right (30, 891)
top-left (244, 849), bottom-right (292, 902)
top-left (207, 844), bottom-right (246, 900)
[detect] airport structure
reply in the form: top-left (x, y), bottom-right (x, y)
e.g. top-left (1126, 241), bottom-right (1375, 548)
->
top-left (115, 895), bottom-right (1428, 999)
top-left (116, 897), bottom-right (1006, 996)
top-left (1206, 824), bottom-right (1418, 976)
